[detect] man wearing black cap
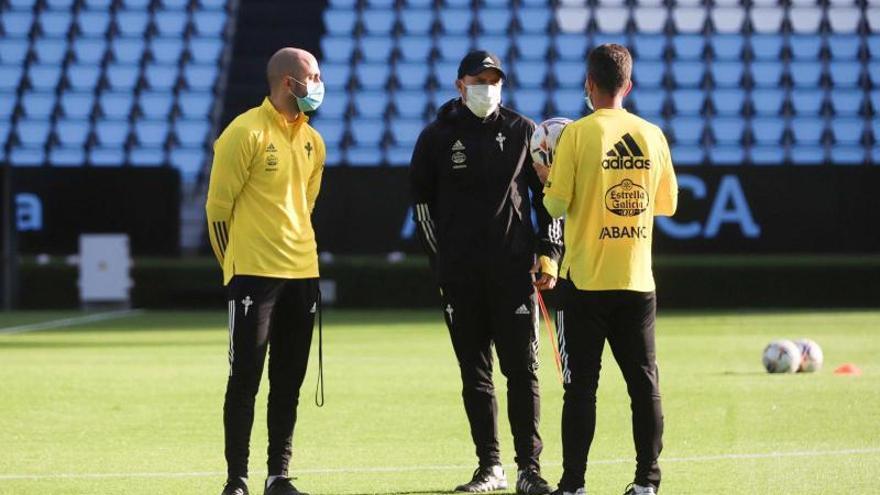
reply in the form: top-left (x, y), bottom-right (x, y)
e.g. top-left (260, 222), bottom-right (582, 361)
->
top-left (409, 50), bottom-right (563, 495)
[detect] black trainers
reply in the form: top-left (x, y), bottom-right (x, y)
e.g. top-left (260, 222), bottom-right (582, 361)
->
top-left (516, 468), bottom-right (554, 495)
top-left (454, 465), bottom-right (508, 492)
top-left (264, 477), bottom-right (308, 495)
top-left (549, 487), bottom-right (586, 495)
top-left (221, 478), bottom-right (249, 495)
top-left (622, 483), bottom-right (656, 495)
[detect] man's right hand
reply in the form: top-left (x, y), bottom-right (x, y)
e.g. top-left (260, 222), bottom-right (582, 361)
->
top-left (533, 161), bottom-right (550, 185)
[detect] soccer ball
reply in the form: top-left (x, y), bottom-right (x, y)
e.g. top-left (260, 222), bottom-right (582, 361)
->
top-left (762, 340), bottom-right (802, 373)
top-left (530, 117), bottom-right (572, 167)
top-left (794, 339), bottom-right (824, 373)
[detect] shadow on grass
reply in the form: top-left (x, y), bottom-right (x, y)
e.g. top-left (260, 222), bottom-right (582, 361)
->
top-left (344, 491), bottom-right (457, 495)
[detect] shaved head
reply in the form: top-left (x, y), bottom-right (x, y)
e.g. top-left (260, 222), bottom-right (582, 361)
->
top-left (267, 47), bottom-right (319, 89)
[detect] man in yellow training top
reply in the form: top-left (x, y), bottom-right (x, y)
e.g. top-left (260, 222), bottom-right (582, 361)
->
top-left (540, 44), bottom-right (678, 495)
top-left (206, 47), bottom-right (325, 495)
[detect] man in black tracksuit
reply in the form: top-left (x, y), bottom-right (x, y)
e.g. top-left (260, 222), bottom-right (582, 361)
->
top-left (409, 51), bottom-right (563, 495)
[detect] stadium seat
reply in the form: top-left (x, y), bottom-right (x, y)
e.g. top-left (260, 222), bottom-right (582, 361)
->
top-left (139, 91), bottom-right (175, 119)
top-left (321, 37), bottom-right (355, 63)
top-left (633, 89), bottom-right (666, 116)
top-left (827, 7), bottom-right (861, 34)
top-left (479, 9), bottom-right (512, 35)
top-left (386, 145), bottom-right (413, 166)
top-left (89, 146), bottom-right (127, 166)
top-left (789, 7), bottom-right (823, 33)
top-left (0, 92), bottom-right (16, 120)
top-left (750, 61), bottom-right (783, 87)
top-left (99, 92), bottom-right (135, 119)
top-left (324, 10), bottom-right (357, 36)
top-left (362, 10), bottom-right (396, 36)
top-left (355, 63), bottom-right (390, 90)
top-left (670, 116), bottom-right (704, 145)
top-left (516, 8), bottom-right (552, 34)
top-left (59, 91), bottom-right (95, 119)
top-left (555, 34), bottom-right (589, 61)
top-left (750, 35), bottom-right (783, 60)
top-left (791, 117), bottom-right (825, 145)
top-left (66, 64), bottom-right (101, 92)
top-left (595, 7), bottom-right (629, 33)
top-left (632, 8), bottom-right (667, 34)
top-left (1, 12), bottom-right (33, 38)
top-left (632, 34), bottom-right (666, 61)
top-left (28, 65), bottom-right (63, 92)
top-left (710, 35), bottom-right (744, 61)
top-left (711, 7), bottom-right (745, 33)
top-left (393, 91), bottom-right (428, 119)
top-left (16, 119), bottom-right (53, 147)
top-left (318, 92), bottom-right (348, 119)
top-left (400, 9), bottom-right (433, 35)
top-left (313, 118), bottom-right (346, 147)
top-left (72, 38), bottom-right (107, 64)
top-left (828, 61), bottom-right (862, 88)
top-left (514, 34), bottom-right (550, 61)
top-left (556, 7), bottom-right (590, 33)
top-left (670, 145), bottom-right (704, 165)
top-left (710, 61), bottom-right (744, 88)
top-left (360, 37), bottom-right (394, 64)
top-left (39, 11), bottom-right (73, 37)
top-left (790, 62), bottom-right (823, 88)
top-left (439, 9), bottom-right (472, 35)
top-left (829, 146), bottom-right (865, 165)
top-left (433, 62), bottom-right (459, 85)
top-left (150, 38), bottom-right (185, 65)
top-left (322, 63), bottom-right (351, 91)
top-left (869, 90), bottom-right (880, 115)
top-left (10, 147), bottom-right (47, 166)
top-left (112, 38), bottom-right (146, 64)
top-left (55, 118), bottom-right (92, 147)
top-left (751, 89), bottom-right (784, 116)
top-left (710, 88), bottom-right (745, 116)
top-left (751, 117), bottom-right (786, 146)
top-left (134, 120), bottom-right (169, 147)
top-left (398, 36), bottom-right (432, 63)
top-left (671, 89), bottom-right (705, 116)
top-left (354, 91), bottom-right (389, 117)
top-left (831, 118), bottom-right (863, 146)
top-left (182, 65), bottom-right (217, 91)
top-left (750, 145), bottom-right (786, 165)
top-left (511, 89), bottom-right (547, 117)
top-left (553, 61), bottom-right (586, 89)
top-left (193, 10), bottom-right (227, 36)
top-left (389, 118), bottom-right (423, 146)
top-left (77, 11), bottom-right (111, 37)
top-left (789, 35), bottom-right (822, 60)
top-left (708, 145), bottom-right (745, 165)
top-left (593, 34), bottom-right (628, 48)
top-left (395, 62), bottom-right (430, 90)
top-left (0, 66), bottom-right (23, 92)
top-left (189, 38), bottom-right (223, 64)
top-left (144, 64), bottom-right (179, 91)
top-left (33, 38), bottom-right (68, 64)
top-left (710, 117), bottom-right (745, 145)
top-left (174, 120), bottom-right (209, 147)
top-left (670, 61), bottom-right (704, 88)
top-left (827, 35), bottom-right (860, 60)
top-left (49, 147), bottom-right (87, 166)
top-left (437, 36), bottom-right (472, 62)
top-left (350, 117), bottom-right (385, 146)
top-left (790, 145), bottom-right (825, 165)
top-left (346, 145), bottom-right (383, 167)
top-left (475, 35), bottom-right (511, 60)
top-left (790, 89), bottom-right (824, 116)
top-left (154, 10), bottom-right (188, 37)
top-left (116, 11), bottom-right (150, 37)
top-left (170, 147), bottom-right (206, 180)
top-left (672, 35), bottom-right (705, 61)
top-left (551, 89), bottom-right (586, 120)
top-left (672, 7), bottom-right (707, 33)
top-left (21, 91), bottom-right (56, 119)
top-left (0, 39), bottom-right (29, 65)
top-left (633, 61), bottom-right (665, 88)
top-left (129, 145), bottom-right (166, 166)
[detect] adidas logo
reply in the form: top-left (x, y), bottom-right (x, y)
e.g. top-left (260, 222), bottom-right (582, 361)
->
top-left (602, 133), bottom-right (652, 170)
top-left (266, 143), bottom-right (277, 153)
top-left (515, 304), bottom-right (530, 315)
top-left (452, 140), bottom-right (465, 151)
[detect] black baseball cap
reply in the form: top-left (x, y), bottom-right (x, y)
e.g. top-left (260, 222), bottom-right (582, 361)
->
top-left (457, 50), bottom-right (506, 80)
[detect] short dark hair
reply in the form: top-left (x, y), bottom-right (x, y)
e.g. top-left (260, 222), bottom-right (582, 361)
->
top-left (587, 44), bottom-right (632, 95)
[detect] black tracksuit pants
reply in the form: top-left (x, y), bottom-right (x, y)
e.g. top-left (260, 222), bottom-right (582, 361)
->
top-left (440, 272), bottom-right (543, 471)
top-left (555, 278), bottom-right (663, 490)
top-left (223, 275), bottom-right (319, 480)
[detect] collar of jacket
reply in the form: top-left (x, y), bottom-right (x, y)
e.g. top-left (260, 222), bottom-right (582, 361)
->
top-left (438, 98), bottom-right (506, 127)
top-left (260, 97), bottom-right (309, 132)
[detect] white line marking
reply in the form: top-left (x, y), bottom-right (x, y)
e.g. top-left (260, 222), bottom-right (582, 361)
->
top-left (1, 447), bottom-right (878, 481)
top-left (0, 310), bottom-right (143, 335)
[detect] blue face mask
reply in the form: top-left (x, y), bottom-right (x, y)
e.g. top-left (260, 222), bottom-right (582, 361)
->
top-left (290, 77), bottom-right (324, 112)
top-left (584, 86), bottom-right (595, 112)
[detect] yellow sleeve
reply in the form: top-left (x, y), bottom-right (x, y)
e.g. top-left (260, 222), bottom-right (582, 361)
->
top-left (205, 124), bottom-right (255, 265)
top-left (654, 132), bottom-right (678, 217)
top-left (307, 133), bottom-right (326, 214)
top-left (543, 126), bottom-right (576, 209)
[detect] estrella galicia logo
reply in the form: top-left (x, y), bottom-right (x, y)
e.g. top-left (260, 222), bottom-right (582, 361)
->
top-left (605, 179), bottom-right (649, 217)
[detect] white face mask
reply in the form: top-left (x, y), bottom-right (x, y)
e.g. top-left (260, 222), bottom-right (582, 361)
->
top-left (584, 85), bottom-right (595, 112)
top-left (464, 84), bottom-right (502, 118)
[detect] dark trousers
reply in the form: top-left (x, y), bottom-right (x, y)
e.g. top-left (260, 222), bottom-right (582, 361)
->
top-left (556, 279), bottom-right (663, 490)
top-left (223, 275), bottom-right (318, 480)
top-left (440, 272), bottom-right (543, 471)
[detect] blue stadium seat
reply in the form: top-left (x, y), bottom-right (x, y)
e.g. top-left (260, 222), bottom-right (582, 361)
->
top-left (594, 8), bottom-right (629, 34)
top-left (869, 62), bottom-right (880, 87)
top-left (514, 61), bottom-right (549, 89)
top-left (475, 35), bottom-right (511, 60)
top-left (433, 63), bottom-right (459, 87)
top-left (750, 61), bottom-right (783, 87)
top-left (831, 118), bottom-right (863, 146)
top-left (396, 62), bottom-right (430, 90)
top-left (199, 0), bottom-right (229, 9)
top-left (672, 7), bottom-right (707, 33)
top-left (633, 7), bottom-right (668, 35)
top-left (66, 64), bottom-right (101, 91)
top-left (439, 9), bottom-right (472, 35)
top-left (632, 34), bottom-right (666, 61)
top-left (362, 10), bottom-right (396, 36)
top-left (321, 63), bottom-right (351, 91)
top-left (633, 61), bottom-right (665, 88)
top-left (21, 91), bottom-right (56, 118)
top-left (10, 147), bottom-right (47, 166)
top-left (55, 118), bottom-right (91, 147)
top-left (350, 117), bottom-right (385, 146)
top-left (346, 145), bottom-right (383, 167)
top-left (750, 146), bottom-right (786, 166)
top-left (672, 34), bottom-right (705, 60)
top-left (633, 89), bottom-right (666, 115)
top-left (33, 38), bottom-right (68, 64)
top-left (390, 118), bottom-right (423, 146)
top-left (710, 88), bottom-right (745, 116)
top-left (790, 61), bottom-right (823, 88)
top-left (129, 145), bottom-right (166, 166)
top-left (790, 145), bottom-right (825, 165)
top-left (77, 11), bottom-right (111, 37)
top-left (393, 91), bottom-right (428, 118)
top-left (122, 0), bottom-right (152, 9)
top-left (479, 9), bottom-right (512, 35)
top-left (0, 92), bottom-right (16, 120)
top-left (791, 117), bottom-right (825, 145)
top-left (398, 35), bottom-right (432, 63)
top-left (28, 65), bottom-right (63, 91)
top-left (789, 35), bottom-right (822, 60)
top-left (553, 61), bottom-right (586, 89)
top-left (174, 119), bottom-right (209, 147)
top-left (360, 36), bottom-right (394, 63)
top-left (353, 91), bottom-right (389, 116)
top-left (193, 10), bottom-right (226, 36)
top-left (870, 90), bottom-right (880, 115)
top-left (1, 12), bottom-right (33, 38)
top-left (708, 145), bottom-right (745, 165)
top-left (9, 0), bottom-right (37, 8)
top-left (177, 91), bottom-right (213, 119)
top-left (670, 116), bottom-right (704, 145)
top-left (790, 89), bottom-right (824, 116)
top-left (830, 92), bottom-right (862, 116)
top-left (386, 145), bottom-right (414, 166)
top-left (154, 10), bottom-right (188, 37)
top-left (829, 146), bottom-right (864, 165)
top-left (116, 11), bottom-right (150, 37)
top-left (0, 66), bottom-right (23, 91)
top-left (49, 147), bottom-right (87, 166)
top-left (104, 63), bottom-right (140, 91)
top-left (437, 36), bottom-right (472, 62)
top-left (510, 89), bottom-right (547, 118)
top-left (313, 118), bottom-right (346, 147)
top-left (72, 38), bottom-right (107, 64)
top-left (89, 146), bottom-right (126, 166)
top-left (39, 11), bottom-right (72, 37)
top-left (750, 35), bottom-right (783, 61)
top-left (444, 0), bottom-right (471, 8)
top-left (868, 36), bottom-right (880, 59)
top-left (672, 89), bottom-right (704, 116)
top-left (751, 89), bottom-right (784, 116)
top-left (150, 38), bottom-right (185, 64)
top-left (16, 119), bottom-right (53, 147)
top-left (99, 92), bottom-right (135, 119)
top-left (134, 120), bottom-right (169, 147)
top-left (170, 148), bottom-right (206, 180)
top-left (671, 61), bottom-right (704, 88)
top-left (139, 91), bottom-right (175, 119)
top-left (189, 38), bottom-right (223, 64)
top-left (709, 35), bottom-right (744, 61)
top-left (709, 61), bottom-right (743, 88)
top-left (318, 92), bottom-right (348, 119)
top-left (555, 34), bottom-right (588, 61)
top-left (183, 65), bottom-right (217, 91)
top-left (0, 39), bottom-right (29, 64)
top-left (671, 145), bottom-right (704, 165)
top-left (321, 37), bottom-right (355, 63)
top-left (60, 91), bottom-right (95, 119)
top-left (515, 8), bottom-right (551, 34)
top-left (400, 9), bottom-right (433, 35)
top-left (827, 35), bottom-right (860, 60)
top-left (751, 117), bottom-right (785, 146)
top-left (144, 64), bottom-right (179, 91)
top-left (515, 34), bottom-right (550, 61)
top-left (324, 10), bottom-right (357, 36)
top-left (355, 63), bottom-right (390, 90)
top-left (551, 89), bottom-right (586, 120)
top-left (593, 34), bottom-right (628, 49)
top-left (710, 117), bottom-right (745, 145)
top-left (112, 38), bottom-right (146, 64)
top-left (828, 61), bottom-right (861, 88)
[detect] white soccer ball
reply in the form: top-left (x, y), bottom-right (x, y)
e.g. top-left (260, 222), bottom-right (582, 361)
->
top-left (762, 340), bottom-right (802, 373)
top-left (530, 117), bottom-right (572, 167)
top-left (794, 339), bottom-right (824, 373)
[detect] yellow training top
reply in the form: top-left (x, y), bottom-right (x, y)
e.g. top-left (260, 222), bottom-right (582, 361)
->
top-left (206, 97), bottom-right (326, 285)
top-left (543, 108), bottom-right (677, 292)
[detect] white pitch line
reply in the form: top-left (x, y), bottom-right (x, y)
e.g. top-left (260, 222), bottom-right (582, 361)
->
top-left (0, 309), bottom-right (143, 335)
top-left (1, 447), bottom-right (878, 481)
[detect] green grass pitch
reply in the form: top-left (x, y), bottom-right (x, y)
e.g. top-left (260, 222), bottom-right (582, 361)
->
top-left (1, 309), bottom-right (878, 494)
